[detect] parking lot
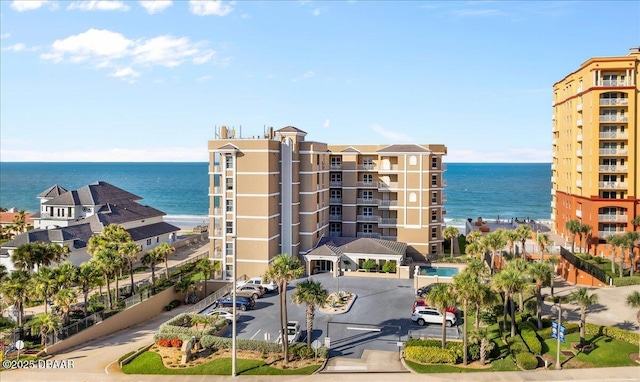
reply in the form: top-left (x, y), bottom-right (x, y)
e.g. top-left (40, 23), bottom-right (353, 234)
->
top-left (207, 272), bottom-right (462, 359)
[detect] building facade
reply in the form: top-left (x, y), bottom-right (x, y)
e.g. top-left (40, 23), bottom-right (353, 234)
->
top-left (208, 126), bottom-right (447, 278)
top-left (551, 48), bottom-right (640, 253)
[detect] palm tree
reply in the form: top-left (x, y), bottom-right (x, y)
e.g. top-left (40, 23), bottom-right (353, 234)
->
top-left (11, 242), bottom-right (46, 272)
top-left (142, 248), bottom-right (164, 294)
top-left (527, 262), bottom-right (552, 329)
top-left (465, 241), bottom-right (486, 260)
top-left (578, 224), bottom-right (592, 254)
top-left (470, 329), bottom-right (495, 366)
top-left (155, 242), bottom-right (176, 278)
top-left (120, 242), bottom-right (140, 295)
top-left (1, 270), bottom-right (31, 327)
top-left (516, 224), bottom-right (533, 260)
top-left (607, 234), bottom-right (623, 275)
top-left (195, 258), bottom-right (216, 297)
top-left (77, 262), bottom-right (100, 317)
top-left (632, 216), bottom-right (640, 231)
top-left (466, 230), bottom-right (483, 245)
top-left (536, 232), bottom-right (551, 262)
top-left (12, 210), bottom-right (29, 233)
top-left (565, 219), bottom-right (582, 253)
top-left (626, 291), bottom-right (640, 325)
top-left (54, 262), bottom-right (78, 290)
top-left (426, 283), bottom-right (456, 349)
top-left (568, 287), bottom-right (599, 346)
top-left (175, 278), bottom-right (199, 304)
top-left (0, 264), bottom-right (7, 283)
top-left (546, 257), bottom-right (560, 298)
top-left (291, 278), bottom-right (328, 347)
top-left (483, 230), bottom-right (506, 274)
top-left (54, 288), bottom-right (76, 326)
top-left (452, 270), bottom-right (480, 365)
top-left (443, 226), bottom-right (459, 258)
top-left (465, 258), bottom-right (488, 279)
top-left (90, 246), bottom-right (120, 310)
top-left (28, 312), bottom-right (62, 346)
top-left (492, 268), bottom-right (525, 337)
top-left (33, 266), bottom-right (57, 314)
top-left (264, 254), bottom-right (304, 364)
top-left (473, 283), bottom-right (496, 331)
top-left (622, 232), bottom-right (640, 277)
top-left (507, 259), bottom-right (528, 310)
top-left (504, 230), bottom-right (520, 256)
top-left (46, 243), bottom-right (70, 266)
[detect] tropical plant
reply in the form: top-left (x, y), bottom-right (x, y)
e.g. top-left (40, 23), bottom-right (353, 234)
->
top-left (11, 242), bottom-right (65, 273)
top-left (141, 247), bottom-right (164, 295)
top-left (155, 242), bottom-right (176, 278)
top-left (622, 232), bottom-right (640, 277)
top-left (443, 226), bottom-right (460, 258)
top-left (492, 268), bottom-right (525, 337)
top-left (291, 278), bottom-right (328, 347)
top-left (0, 270), bottom-right (30, 327)
top-left (506, 258), bottom-right (528, 310)
top-left (626, 290), bottom-right (640, 324)
top-left (361, 259), bottom-right (377, 272)
top-left (0, 264), bottom-right (7, 283)
top-left (28, 312), bottom-right (61, 346)
top-left (53, 288), bottom-right (76, 326)
top-left (264, 254), bottom-right (304, 364)
top-left (452, 270), bottom-right (480, 365)
top-left (607, 234), bottom-right (624, 275)
top-left (54, 261), bottom-right (78, 290)
top-left (77, 262), bottom-right (100, 317)
top-left (516, 224), bottom-right (533, 260)
top-left (470, 329), bottom-right (495, 365)
top-left (536, 232), bottom-right (551, 262)
top-left (175, 278), bottom-right (199, 304)
top-left (504, 230), bottom-right (520, 256)
top-left (632, 216), bottom-right (640, 231)
top-left (195, 258), bottom-right (216, 297)
top-left (527, 262), bottom-right (552, 329)
top-left (465, 241), bottom-right (486, 260)
top-left (33, 266), bottom-right (57, 314)
top-left (473, 283), bottom-right (496, 331)
top-left (89, 245), bottom-right (121, 310)
top-left (565, 219), bottom-right (582, 253)
top-left (11, 210), bottom-right (29, 234)
top-left (426, 283), bottom-right (455, 349)
top-left (568, 287), bottom-right (599, 346)
top-left (466, 230), bottom-right (483, 244)
top-left (578, 224), bottom-right (592, 254)
top-left (120, 242), bottom-right (140, 295)
top-left (483, 229), bottom-right (506, 274)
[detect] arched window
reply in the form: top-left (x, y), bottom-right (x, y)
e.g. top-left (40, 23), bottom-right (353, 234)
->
top-left (409, 156), bottom-right (417, 166)
top-left (409, 192), bottom-right (417, 203)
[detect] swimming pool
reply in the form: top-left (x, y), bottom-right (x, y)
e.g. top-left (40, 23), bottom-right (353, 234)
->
top-left (416, 266), bottom-right (459, 277)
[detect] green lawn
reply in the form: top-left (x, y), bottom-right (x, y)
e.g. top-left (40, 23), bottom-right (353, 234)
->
top-left (543, 332), bottom-right (637, 369)
top-left (405, 358), bottom-right (518, 373)
top-left (122, 351), bottom-right (320, 375)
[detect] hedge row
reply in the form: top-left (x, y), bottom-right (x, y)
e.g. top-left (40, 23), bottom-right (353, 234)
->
top-left (585, 323), bottom-right (640, 344)
top-left (517, 322), bottom-right (542, 355)
top-left (612, 276), bottom-right (640, 287)
top-left (197, 335), bottom-right (329, 358)
top-left (403, 339), bottom-right (473, 364)
top-left (158, 313), bottom-right (226, 340)
top-left (404, 346), bottom-right (458, 364)
top-left (537, 323), bottom-right (579, 340)
top-left (515, 352), bottom-right (538, 370)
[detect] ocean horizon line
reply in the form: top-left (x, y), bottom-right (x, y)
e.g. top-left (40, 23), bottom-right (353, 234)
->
top-left (0, 161), bottom-right (553, 165)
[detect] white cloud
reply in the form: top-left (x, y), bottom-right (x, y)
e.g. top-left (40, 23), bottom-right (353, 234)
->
top-left (292, 70), bottom-right (315, 82)
top-left (40, 29), bottom-right (215, 78)
top-left (67, 1), bottom-right (130, 11)
top-left (1, 33), bottom-right (12, 39)
top-left (10, 0), bottom-right (50, 12)
top-left (2, 43), bottom-right (26, 52)
top-left (139, 0), bottom-right (172, 14)
top-left (189, 0), bottom-right (233, 16)
top-left (446, 148), bottom-right (552, 163)
top-left (323, 118), bottom-right (330, 128)
top-left (370, 124), bottom-right (413, 142)
top-left (110, 67), bottom-right (141, 82)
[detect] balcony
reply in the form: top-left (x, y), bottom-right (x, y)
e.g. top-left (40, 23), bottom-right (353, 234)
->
top-left (442, 209), bottom-right (447, 216)
top-left (357, 164), bottom-right (377, 171)
top-left (329, 181), bottom-right (342, 187)
top-left (357, 215), bottom-right (380, 222)
top-left (599, 148), bottom-right (628, 156)
top-left (212, 249), bottom-right (223, 259)
top-left (551, 163), bottom-right (556, 170)
top-left (576, 149), bottom-right (582, 157)
top-left (212, 207), bottom-right (222, 215)
top-left (551, 176), bottom-right (556, 183)
top-left (599, 79), bottom-right (631, 87)
top-left (576, 165), bottom-right (582, 172)
top-left (552, 138), bottom-right (557, 145)
top-left (576, 118), bottom-right (583, 126)
top-left (576, 134), bottom-right (582, 142)
top-left (442, 194), bottom-right (447, 202)
top-left (329, 197), bottom-right (342, 204)
top-left (442, 179), bottom-right (448, 187)
top-left (598, 181), bottom-right (627, 189)
top-left (576, 179), bottom-right (582, 187)
top-left (212, 228), bottom-right (223, 237)
top-left (211, 186), bottom-right (222, 194)
top-left (576, 85), bottom-right (583, 94)
top-left (576, 209), bottom-right (582, 218)
top-left (356, 232), bottom-right (381, 239)
top-left (550, 200), bottom-right (556, 208)
top-left (599, 115), bottom-right (628, 122)
top-left (379, 218), bottom-right (397, 226)
top-left (378, 200), bottom-right (398, 208)
top-left (599, 165), bottom-right (627, 173)
top-left (378, 182), bottom-right (398, 191)
top-left (357, 198), bottom-right (379, 205)
top-left (329, 214), bottom-right (342, 221)
top-left (598, 231), bottom-right (622, 238)
top-left (599, 98), bottom-right (629, 106)
top-left (212, 165), bottom-right (222, 172)
top-left (329, 231), bottom-right (342, 237)
top-left (598, 214), bottom-right (627, 223)
top-left (442, 164), bottom-right (447, 171)
top-left (378, 164), bottom-right (399, 172)
top-left (357, 181), bottom-right (377, 188)
top-left (380, 235), bottom-right (397, 241)
top-left (330, 163), bottom-right (342, 170)
top-left (577, 103), bottom-right (583, 112)
top-left (551, 189), bottom-right (556, 195)
top-left (599, 131), bottom-right (628, 139)
top-left (552, 113), bottom-right (556, 121)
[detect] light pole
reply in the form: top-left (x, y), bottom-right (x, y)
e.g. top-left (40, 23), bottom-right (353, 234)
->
top-left (551, 301), bottom-right (568, 370)
top-left (231, 234), bottom-right (237, 377)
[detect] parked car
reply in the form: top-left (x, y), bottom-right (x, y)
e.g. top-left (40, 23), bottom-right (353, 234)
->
top-left (240, 277), bottom-right (279, 292)
top-left (214, 295), bottom-right (255, 311)
top-left (413, 298), bottom-right (458, 315)
top-left (236, 285), bottom-right (265, 299)
top-left (411, 307), bottom-right (457, 327)
top-left (416, 283), bottom-right (442, 298)
top-left (276, 321), bottom-right (301, 344)
top-left (208, 308), bottom-right (239, 323)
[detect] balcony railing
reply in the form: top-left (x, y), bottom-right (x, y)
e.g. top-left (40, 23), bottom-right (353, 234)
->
top-left (551, 176), bottom-right (556, 183)
top-left (329, 197), bottom-right (342, 204)
top-left (329, 231), bottom-right (342, 237)
top-left (550, 201), bottom-right (556, 208)
top-left (598, 181), bottom-right (627, 189)
top-left (552, 113), bottom-right (556, 121)
top-left (599, 79), bottom-right (631, 87)
top-left (212, 207), bottom-right (222, 215)
top-left (576, 119), bottom-right (583, 126)
top-left (599, 131), bottom-right (628, 139)
top-left (212, 228), bottom-right (222, 237)
top-left (212, 165), bottom-right (222, 172)
top-left (599, 98), bottom-right (629, 106)
top-left (576, 86), bottom-right (583, 93)
top-left (576, 150), bottom-right (582, 156)
top-left (577, 103), bottom-right (583, 112)
top-left (357, 198), bottom-right (379, 205)
top-left (212, 250), bottom-right (223, 259)
top-left (329, 214), bottom-right (342, 221)
top-left (329, 181), bottom-right (342, 187)
top-left (551, 189), bottom-right (556, 195)
top-left (576, 209), bottom-right (582, 218)
top-left (576, 179), bottom-right (582, 187)
top-left (551, 163), bottom-right (556, 170)
top-left (330, 163), bottom-right (342, 170)
top-left (598, 214), bottom-right (627, 222)
top-left (357, 181), bottom-right (377, 188)
top-left (576, 165), bottom-right (582, 172)
top-left (598, 165), bottom-right (627, 173)
top-left (357, 164), bottom-right (377, 171)
top-left (442, 179), bottom-right (448, 187)
top-left (378, 200), bottom-right (398, 207)
top-left (598, 231), bottom-right (623, 238)
top-left (552, 138), bottom-right (557, 145)
top-left (380, 235), bottom-right (397, 241)
top-left (599, 148), bottom-right (628, 155)
top-left (379, 218), bottom-right (397, 225)
top-left (356, 232), bottom-right (381, 239)
top-left (357, 215), bottom-right (380, 222)
top-left (378, 164), bottom-right (398, 172)
top-left (378, 182), bottom-right (398, 190)
top-left (599, 115), bottom-right (628, 122)
top-left (442, 194), bottom-right (447, 202)
top-left (576, 134), bottom-right (582, 142)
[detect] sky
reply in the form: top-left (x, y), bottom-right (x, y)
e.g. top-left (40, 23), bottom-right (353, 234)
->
top-left (1, 1), bottom-right (639, 163)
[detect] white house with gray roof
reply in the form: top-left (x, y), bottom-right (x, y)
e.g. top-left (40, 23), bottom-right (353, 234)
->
top-left (0, 181), bottom-right (180, 272)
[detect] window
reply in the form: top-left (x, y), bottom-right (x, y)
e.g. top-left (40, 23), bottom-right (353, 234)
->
top-left (225, 155), bottom-right (233, 169)
top-left (431, 157), bottom-right (438, 169)
top-left (409, 192), bottom-right (417, 203)
top-left (331, 157), bottom-right (341, 167)
top-left (363, 207), bottom-right (373, 216)
top-left (226, 178), bottom-right (233, 190)
top-left (226, 242), bottom-right (234, 256)
top-left (362, 190), bottom-right (373, 199)
top-left (409, 156), bottom-right (417, 166)
top-left (602, 191), bottom-right (617, 199)
top-left (146, 239), bottom-right (152, 245)
top-left (363, 158), bottom-right (373, 166)
top-left (362, 224), bottom-right (373, 233)
top-left (226, 200), bottom-right (233, 212)
top-left (330, 206), bottom-right (341, 215)
top-left (431, 174), bottom-right (438, 186)
top-left (330, 173), bottom-right (341, 182)
top-left (330, 223), bottom-right (341, 234)
top-left (156, 237), bottom-right (160, 243)
top-left (431, 244), bottom-right (438, 255)
top-left (226, 221), bottom-right (233, 234)
top-left (431, 209), bottom-right (437, 222)
top-left (431, 227), bottom-right (437, 239)
top-left (330, 189), bottom-right (341, 198)
top-left (362, 174), bottom-right (373, 183)
top-left (431, 191), bottom-right (438, 204)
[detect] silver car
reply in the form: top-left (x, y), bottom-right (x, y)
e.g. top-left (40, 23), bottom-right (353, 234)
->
top-left (411, 308), bottom-right (456, 327)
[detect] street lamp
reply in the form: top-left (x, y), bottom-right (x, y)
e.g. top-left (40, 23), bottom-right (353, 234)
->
top-left (551, 301), bottom-right (568, 370)
top-left (231, 234), bottom-right (237, 377)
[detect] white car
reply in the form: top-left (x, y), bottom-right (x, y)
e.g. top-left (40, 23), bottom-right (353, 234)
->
top-left (242, 277), bottom-right (278, 292)
top-left (276, 321), bottom-right (301, 344)
top-left (208, 308), bottom-right (239, 323)
top-left (411, 307), bottom-right (457, 327)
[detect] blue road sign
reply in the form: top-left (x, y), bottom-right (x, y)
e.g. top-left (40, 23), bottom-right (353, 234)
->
top-left (551, 321), bottom-right (558, 339)
top-left (559, 324), bottom-right (566, 343)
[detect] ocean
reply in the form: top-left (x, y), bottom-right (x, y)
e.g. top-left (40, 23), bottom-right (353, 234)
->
top-left (0, 162), bottom-right (551, 229)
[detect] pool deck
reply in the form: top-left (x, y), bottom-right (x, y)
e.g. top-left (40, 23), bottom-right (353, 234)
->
top-left (413, 263), bottom-right (466, 289)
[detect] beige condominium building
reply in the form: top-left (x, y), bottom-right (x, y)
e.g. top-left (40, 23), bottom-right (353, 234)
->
top-left (551, 47), bottom-right (639, 254)
top-left (208, 126), bottom-right (447, 278)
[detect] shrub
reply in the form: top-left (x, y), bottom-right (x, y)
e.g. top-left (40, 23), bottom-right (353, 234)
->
top-left (406, 339), bottom-right (441, 347)
top-left (165, 299), bottom-right (182, 311)
top-left (521, 330), bottom-right (542, 355)
top-left (171, 338), bottom-right (183, 348)
top-left (157, 339), bottom-right (171, 347)
top-left (507, 337), bottom-right (528, 355)
top-left (404, 346), bottom-right (457, 364)
top-left (467, 342), bottom-right (481, 361)
top-left (537, 322), bottom-right (579, 340)
top-left (290, 343), bottom-right (315, 359)
top-left (585, 323), bottom-right (640, 344)
top-left (612, 276), bottom-right (640, 287)
top-left (515, 352), bottom-right (538, 370)
top-left (361, 259), bottom-right (377, 272)
top-left (382, 260), bottom-right (397, 273)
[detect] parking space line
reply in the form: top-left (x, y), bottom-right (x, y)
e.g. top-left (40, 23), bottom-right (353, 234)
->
top-left (250, 329), bottom-right (261, 340)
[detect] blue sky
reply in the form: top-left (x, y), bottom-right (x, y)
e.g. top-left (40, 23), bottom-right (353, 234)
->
top-left (1, 1), bottom-right (639, 163)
